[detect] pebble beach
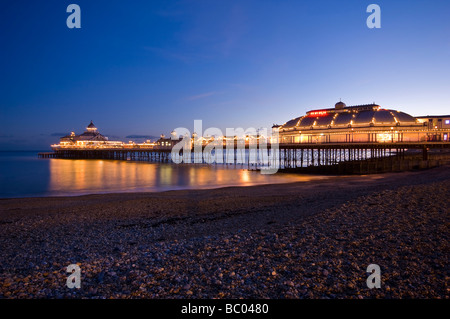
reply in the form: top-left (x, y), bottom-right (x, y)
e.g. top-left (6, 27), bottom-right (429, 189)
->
top-left (0, 166), bottom-right (448, 299)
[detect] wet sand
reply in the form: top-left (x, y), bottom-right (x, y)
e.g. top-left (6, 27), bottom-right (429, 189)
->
top-left (0, 166), bottom-right (449, 298)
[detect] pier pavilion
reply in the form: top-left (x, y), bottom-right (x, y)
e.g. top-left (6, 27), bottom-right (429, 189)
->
top-left (52, 121), bottom-right (153, 149)
top-left (274, 102), bottom-right (450, 144)
top-left (56, 121), bottom-right (119, 148)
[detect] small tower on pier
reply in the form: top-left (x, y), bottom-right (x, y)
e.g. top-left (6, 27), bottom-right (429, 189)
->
top-left (86, 120), bottom-right (98, 132)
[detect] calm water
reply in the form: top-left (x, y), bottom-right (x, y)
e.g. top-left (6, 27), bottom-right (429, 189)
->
top-left (0, 151), bottom-right (328, 198)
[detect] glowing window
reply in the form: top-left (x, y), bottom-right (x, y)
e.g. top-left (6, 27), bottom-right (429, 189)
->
top-left (445, 120), bottom-right (450, 125)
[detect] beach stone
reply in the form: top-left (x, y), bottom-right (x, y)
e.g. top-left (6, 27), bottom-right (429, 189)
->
top-left (0, 167), bottom-right (448, 299)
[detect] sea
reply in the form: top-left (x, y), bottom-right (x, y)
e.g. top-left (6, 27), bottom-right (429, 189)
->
top-left (0, 151), bottom-right (328, 198)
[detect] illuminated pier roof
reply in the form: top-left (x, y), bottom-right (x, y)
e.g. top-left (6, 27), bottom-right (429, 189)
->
top-left (60, 121), bottom-right (108, 143)
top-left (86, 120), bottom-right (98, 131)
top-left (279, 102), bottom-right (419, 131)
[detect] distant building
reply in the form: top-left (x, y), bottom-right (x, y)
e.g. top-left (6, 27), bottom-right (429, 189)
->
top-left (58, 121), bottom-right (108, 146)
top-left (52, 121), bottom-right (160, 150)
top-left (156, 131), bottom-right (181, 149)
top-left (53, 121), bottom-right (123, 149)
top-left (274, 101), bottom-right (450, 143)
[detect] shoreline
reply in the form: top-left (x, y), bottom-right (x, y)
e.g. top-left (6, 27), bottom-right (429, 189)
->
top-left (0, 165), bottom-right (449, 298)
top-left (0, 165), bottom-right (437, 202)
top-left (0, 172), bottom-right (332, 201)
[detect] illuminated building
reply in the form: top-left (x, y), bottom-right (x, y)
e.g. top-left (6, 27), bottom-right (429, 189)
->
top-left (274, 101), bottom-right (450, 143)
top-left (57, 121), bottom-right (110, 147)
top-left (416, 115), bottom-right (450, 141)
top-left (156, 133), bottom-right (180, 148)
top-left (52, 121), bottom-right (155, 149)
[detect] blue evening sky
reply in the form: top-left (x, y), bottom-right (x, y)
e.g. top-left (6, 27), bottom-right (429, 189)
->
top-left (1, 0), bottom-right (449, 150)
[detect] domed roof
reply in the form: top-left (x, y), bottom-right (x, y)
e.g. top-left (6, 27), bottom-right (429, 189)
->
top-left (390, 110), bottom-right (417, 123)
top-left (335, 101), bottom-right (346, 109)
top-left (333, 112), bottom-right (353, 125)
top-left (371, 110), bottom-right (416, 124)
top-left (298, 116), bottom-right (316, 127)
top-left (87, 120), bottom-right (96, 129)
top-left (280, 106), bottom-right (419, 130)
top-left (281, 117), bottom-right (302, 129)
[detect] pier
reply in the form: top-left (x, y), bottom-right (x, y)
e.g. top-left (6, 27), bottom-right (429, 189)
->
top-left (38, 142), bottom-right (450, 174)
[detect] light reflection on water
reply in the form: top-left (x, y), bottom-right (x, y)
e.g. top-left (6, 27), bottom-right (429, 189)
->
top-left (0, 152), bottom-right (330, 198)
top-left (47, 158), bottom-right (327, 197)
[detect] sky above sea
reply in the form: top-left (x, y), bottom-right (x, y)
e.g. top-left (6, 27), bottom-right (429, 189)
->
top-left (1, 0), bottom-right (449, 150)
